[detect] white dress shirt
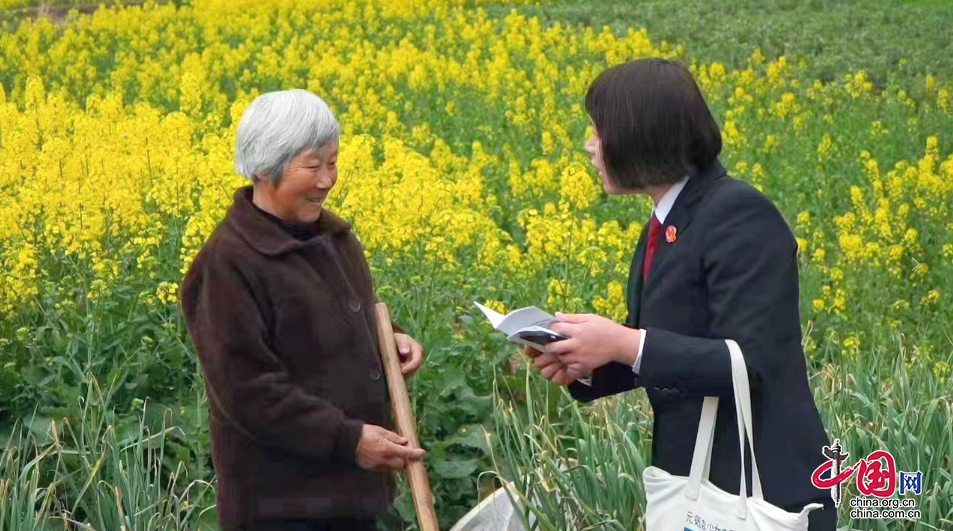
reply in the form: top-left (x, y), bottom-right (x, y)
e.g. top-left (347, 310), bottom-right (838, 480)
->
top-left (579, 176), bottom-right (689, 385)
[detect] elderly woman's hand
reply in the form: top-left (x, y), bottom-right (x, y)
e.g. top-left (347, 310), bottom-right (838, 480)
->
top-left (394, 333), bottom-right (423, 375)
top-left (356, 424), bottom-right (426, 471)
top-left (546, 312), bottom-right (642, 374)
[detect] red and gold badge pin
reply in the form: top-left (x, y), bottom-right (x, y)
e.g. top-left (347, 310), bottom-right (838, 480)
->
top-left (665, 225), bottom-right (677, 243)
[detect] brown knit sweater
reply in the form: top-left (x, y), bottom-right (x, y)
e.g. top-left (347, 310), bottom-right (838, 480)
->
top-left (180, 186), bottom-right (400, 529)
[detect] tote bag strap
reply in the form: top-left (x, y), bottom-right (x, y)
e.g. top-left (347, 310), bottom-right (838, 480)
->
top-left (686, 340), bottom-right (765, 518)
top-left (726, 339), bottom-right (764, 502)
top-left (686, 396), bottom-right (718, 499)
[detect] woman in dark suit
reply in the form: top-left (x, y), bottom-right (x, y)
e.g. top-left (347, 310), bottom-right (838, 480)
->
top-left (527, 58), bottom-right (837, 530)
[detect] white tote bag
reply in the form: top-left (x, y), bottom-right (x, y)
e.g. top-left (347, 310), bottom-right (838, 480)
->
top-left (642, 339), bottom-right (824, 531)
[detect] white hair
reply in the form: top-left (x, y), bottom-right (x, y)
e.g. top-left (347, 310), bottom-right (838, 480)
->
top-left (234, 89), bottom-right (341, 186)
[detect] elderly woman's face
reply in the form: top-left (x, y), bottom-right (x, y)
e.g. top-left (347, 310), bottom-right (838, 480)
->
top-left (261, 141), bottom-right (339, 223)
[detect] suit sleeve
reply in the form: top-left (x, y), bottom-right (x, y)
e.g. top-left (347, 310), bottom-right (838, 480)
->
top-left (568, 324), bottom-right (643, 402)
top-left (180, 256), bottom-right (364, 462)
top-left (638, 192), bottom-right (801, 398)
top-left (568, 362), bottom-right (640, 402)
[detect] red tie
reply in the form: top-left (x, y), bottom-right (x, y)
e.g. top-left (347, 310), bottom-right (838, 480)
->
top-left (642, 214), bottom-right (662, 282)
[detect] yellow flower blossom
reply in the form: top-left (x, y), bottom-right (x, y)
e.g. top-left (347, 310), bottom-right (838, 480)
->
top-left (841, 335), bottom-right (861, 359)
top-left (934, 361), bottom-right (951, 383)
top-left (920, 290), bottom-right (940, 306)
top-left (482, 301), bottom-right (506, 314)
top-left (156, 282), bottom-right (180, 305)
top-left (795, 237), bottom-right (808, 253)
top-left (593, 281), bottom-right (626, 323)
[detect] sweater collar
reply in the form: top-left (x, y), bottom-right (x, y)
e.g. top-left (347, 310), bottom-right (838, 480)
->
top-left (227, 185), bottom-right (351, 256)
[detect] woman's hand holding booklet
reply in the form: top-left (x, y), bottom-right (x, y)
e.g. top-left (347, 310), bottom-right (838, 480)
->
top-left (473, 302), bottom-right (567, 352)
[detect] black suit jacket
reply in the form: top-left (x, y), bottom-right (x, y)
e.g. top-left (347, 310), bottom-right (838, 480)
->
top-left (569, 160), bottom-right (831, 508)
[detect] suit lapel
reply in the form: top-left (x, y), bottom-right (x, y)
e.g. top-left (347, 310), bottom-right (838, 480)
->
top-left (642, 161), bottom-right (729, 296)
top-left (625, 220), bottom-right (649, 326)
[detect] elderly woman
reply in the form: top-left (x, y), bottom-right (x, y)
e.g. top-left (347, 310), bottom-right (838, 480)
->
top-left (181, 89), bottom-right (424, 531)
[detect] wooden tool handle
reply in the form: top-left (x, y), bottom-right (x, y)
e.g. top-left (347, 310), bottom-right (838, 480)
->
top-left (374, 303), bottom-right (439, 531)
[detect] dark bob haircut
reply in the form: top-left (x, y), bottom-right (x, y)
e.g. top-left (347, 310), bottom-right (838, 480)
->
top-left (585, 58), bottom-right (722, 189)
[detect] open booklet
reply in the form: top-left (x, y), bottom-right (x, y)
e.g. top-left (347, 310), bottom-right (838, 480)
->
top-left (474, 302), bottom-right (567, 353)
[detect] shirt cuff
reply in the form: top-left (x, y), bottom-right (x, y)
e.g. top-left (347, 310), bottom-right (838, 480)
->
top-left (579, 328), bottom-right (645, 384)
top-left (632, 329), bottom-right (647, 375)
